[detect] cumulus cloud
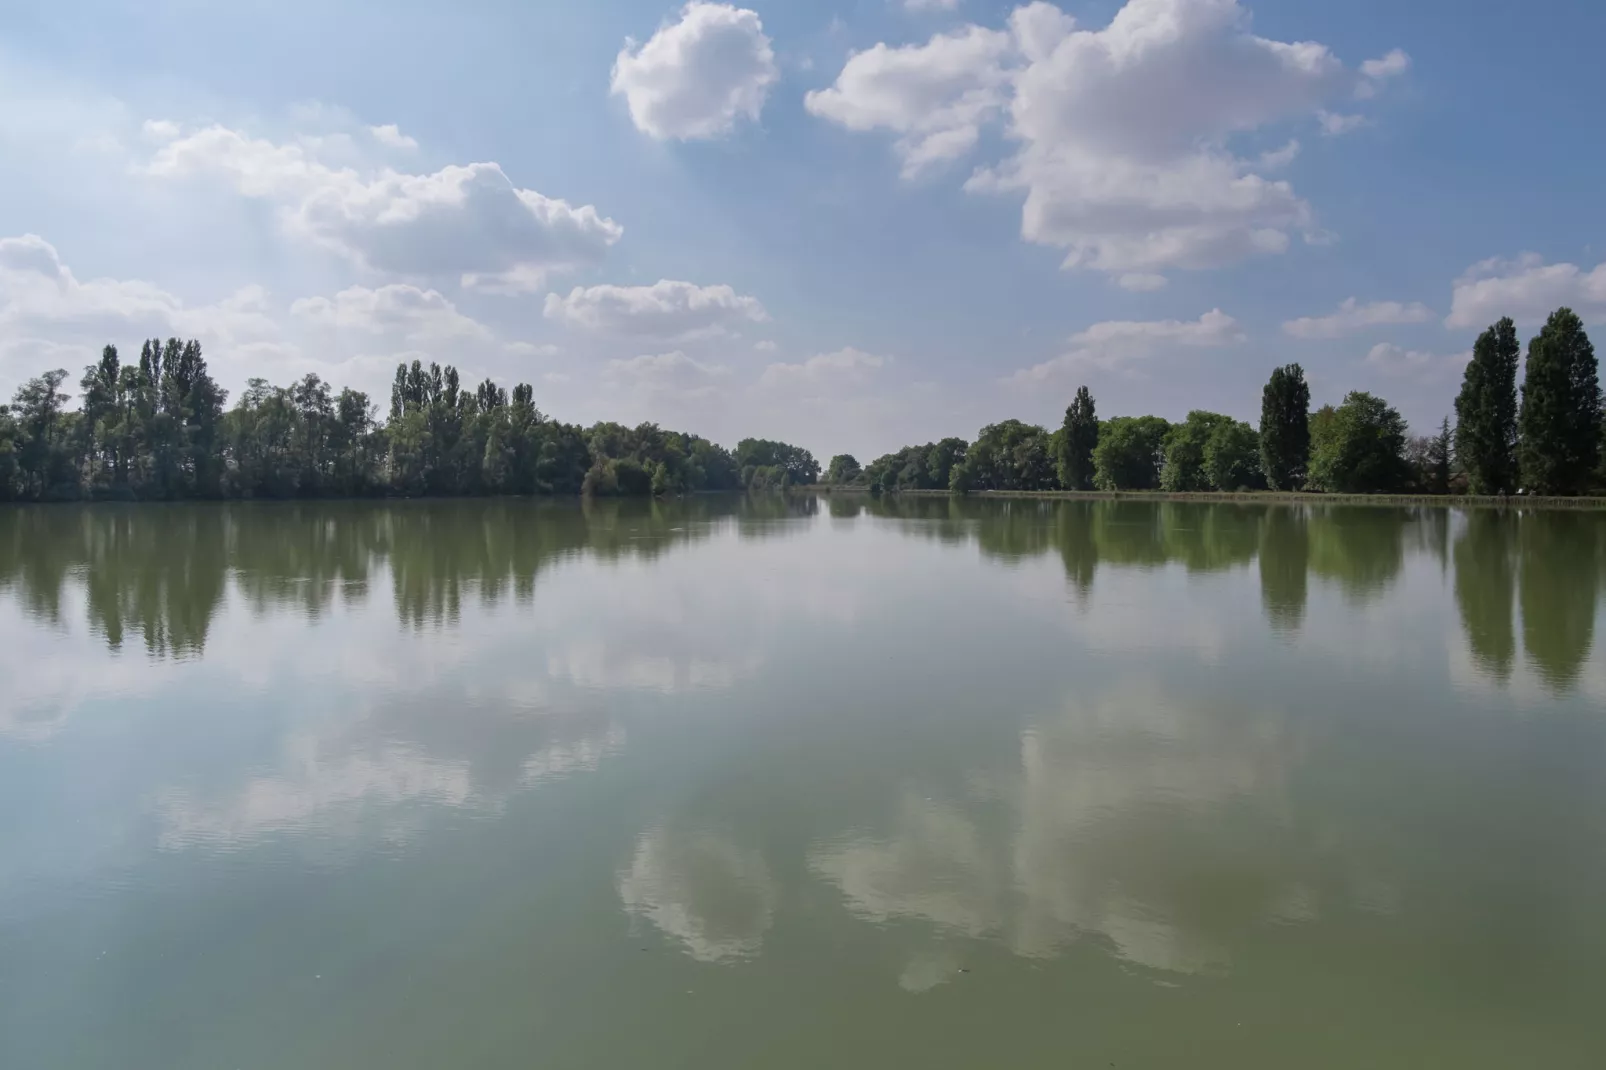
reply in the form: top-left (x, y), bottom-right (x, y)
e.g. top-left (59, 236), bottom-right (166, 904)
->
top-left (811, 0), bottom-right (1406, 279)
top-left (757, 347), bottom-right (887, 390)
top-left (1365, 343), bottom-right (1467, 381)
top-left (290, 284), bottom-right (491, 340)
top-left (603, 350), bottom-right (730, 399)
top-left (143, 124), bottom-right (622, 288)
top-left (368, 123), bottom-right (418, 150)
top-left (1317, 110), bottom-right (1366, 137)
top-left (0, 233), bottom-right (278, 375)
top-left (1282, 297), bottom-right (1435, 338)
top-left (543, 280), bottom-right (767, 340)
top-left (1445, 254), bottom-right (1606, 329)
top-left (611, 3), bottom-right (779, 140)
top-left (1010, 308), bottom-right (1242, 382)
top-left (1117, 273), bottom-right (1169, 292)
top-left (804, 25), bottom-right (1014, 176)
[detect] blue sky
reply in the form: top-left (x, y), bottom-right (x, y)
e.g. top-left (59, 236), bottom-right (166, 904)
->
top-left (2, 0), bottom-right (1604, 460)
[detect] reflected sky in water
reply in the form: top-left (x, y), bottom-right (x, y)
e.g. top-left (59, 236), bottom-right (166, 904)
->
top-left (2, 497), bottom-right (1604, 1069)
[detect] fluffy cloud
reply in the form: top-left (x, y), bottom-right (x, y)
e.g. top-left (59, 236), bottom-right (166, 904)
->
top-left (1445, 254), bottom-right (1606, 329)
top-left (0, 233), bottom-right (278, 376)
top-left (1010, 308), bottom-right (1242, 382)
top-left (803, 25), bottom-right (1015, 176)
top-left (904, 0), bottom-right (961, 11)
top-left (757, 347), bottom-right (887, 390)
top-left (290, 284), bottom-right (491, 340)
top-left (543, 280), bottom-right (767, 339)
top-left (603, 350), bottom-right (729, 399)
top-left (144, 124), bottom-right (622, 288)
top-left (368, 123), bottom-right (418, 150)
top-left (611, 3), bottom-right (778, 140)
top-left (1282, 297), bottom-right (1435, 338)
top-left (811, 0), bottom-right (1407, 280)
top-left (1365, 342), bottom-right (1467, 380)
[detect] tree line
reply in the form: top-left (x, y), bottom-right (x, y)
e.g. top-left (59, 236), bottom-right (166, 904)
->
top-left (0, 341), bottom-right (821, 501)
top-left (830, 307), bottom-right (1603, 498)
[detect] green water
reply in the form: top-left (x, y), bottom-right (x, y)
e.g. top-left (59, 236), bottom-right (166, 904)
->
top-left (2, 497), bottom-right (1604, 1069)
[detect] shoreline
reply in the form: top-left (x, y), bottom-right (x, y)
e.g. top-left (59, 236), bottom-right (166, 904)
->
top-left (808, 486), bottom-right (1606, 510)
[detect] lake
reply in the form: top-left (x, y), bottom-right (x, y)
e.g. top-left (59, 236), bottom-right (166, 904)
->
top-left (2, 496), bottom-right (1604, 1069)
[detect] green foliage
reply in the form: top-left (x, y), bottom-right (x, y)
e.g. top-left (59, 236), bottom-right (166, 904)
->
top-left (1308, 391), bottom-right (1411, 493)
top-left (950, 421), bottom-right (1057, 492)
top-left (1092, 416), bottom-right (1170, 490)
top-left (1160, 411), bottom-right (1237, 492)
top-left (1454, 318), bottom-right (1519, 494)
top-left (1056, 386), bottom-right (1098, 491)
top-left (1203, 419), bottom-right (1263, 491)
top-left (734, 438), bottom-right (819, 488)
top-left (863, 437), bottom-right (968, 493)
top-left (1259, 363), bottom-right (1311, 490)
top-left (1519, 308), bottom-right (1601, 495)
top-left (825, 454), bottom-right (862, 484)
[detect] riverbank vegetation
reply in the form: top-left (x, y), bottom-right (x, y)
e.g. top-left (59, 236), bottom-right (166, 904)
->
top-left (829, 306), bottom-right (1602, 499)
top-left (0, 343), bottom-right (820, 501)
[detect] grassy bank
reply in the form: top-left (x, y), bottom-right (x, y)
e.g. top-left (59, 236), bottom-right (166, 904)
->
top-left (806, 486), bottom-right (1606, 510)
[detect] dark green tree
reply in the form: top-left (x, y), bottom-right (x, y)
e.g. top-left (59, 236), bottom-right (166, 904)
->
top-left (1092, 416), bottom-right (1170, 490)
top-left (1259, 363), bottom-right (1311, 490)
top-left (825, 454), bottom-right (862, 484)
top-left (1056, 386), bottom-right (1098, 491)
top-left (1428, 417), bottom-right (1454, 494)
top-left (949, 420), bottom-right (1056, 492)
top-left (1453, 318), bottom-right (1519, 494)
top-left (1160, 411), bottom-right (1235, 492)
top-left (1308, 391), bottom-right (1411, 493)
top-left (1203, 419), bottom-right (1262, 491)
top-left (1518, 308), bottom-right (1601, 495)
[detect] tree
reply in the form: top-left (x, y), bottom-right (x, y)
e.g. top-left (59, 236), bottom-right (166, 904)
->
top-left (1454, 318), bottom-right (1519, 494)
top-left (949, 420), bottom-right (1057, 492)
top-left (734, 438), bottom-right (819, 486)
top-left (1428, 417), bottom-right (1454, 494)
top-left (11, 369), bottom-right (75, 499)
top-left (1519, 308), bottom-right (1601, 495)
top-left (1160, 411), bottom-right (1235, 492)
top-left (1259, 363), bottom-right (1311, 490)
top-left (826, 454), bottom-right (862, 484)
top-left (1056, 386), bottom-right (1099, 491)
top-left (1092, 416), bottom-right (1170, 490)
top-left (1203, 420), bottom-right (1262, 491)
top-left (1308, 391), bottom-right (1411, 493)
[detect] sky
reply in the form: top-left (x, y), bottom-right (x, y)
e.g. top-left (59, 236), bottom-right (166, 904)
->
top-left (2, 0), bottom-right (1605, 461)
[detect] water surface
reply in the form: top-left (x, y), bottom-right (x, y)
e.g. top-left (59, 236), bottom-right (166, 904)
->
top-left (2, 497), bottom-right (1604, 1069)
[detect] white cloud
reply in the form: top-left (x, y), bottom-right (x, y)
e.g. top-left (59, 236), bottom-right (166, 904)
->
top-left (543, 279), bottom-right (767, 340)
top-left (1317, 110), bottom-right (1366, 136)
top-left (505, 341), bottom-right (559, 357)
top-left (1365, 343), bottom-right (1468, 381)
top-left (611, 3), bottom-right (779, 140)
top-left (813, 0), bottom-right (1406, 277)
top-left (1256, 139), bottom-right (1301, 170)
top-left (1010, 308), bottom-right (1242, 382)
top-left (757, 347), bottom-right (887, 390)
top-left (1117, 273), bottom-right (1168, 292)
top-left (604, 350), bottom-right (730, 399)
top-left (143, 124), bottom-right (622, 288)
top-left (753, 339), bottom-right (778, 352)
top-left (0, 233), bottom-right (279, 380)
top-left (1282, 296), bottom-right (1435, 338)
top-left (368, 123), bottom-right (418, 150)
top-left (804, 25), bottom-right (1015, 177)
top-left (289, 284), bottom-right (491, 340)
top-left (1445, 254), bottom-right (1606, 329)
top-left (1357, 48), bottom-right (1409, 98)
top-left (904, 0), bottom-right (961, 11)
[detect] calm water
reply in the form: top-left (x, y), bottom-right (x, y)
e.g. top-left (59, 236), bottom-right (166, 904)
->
top-left (2, 497), bottom-right (1605, 1069)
